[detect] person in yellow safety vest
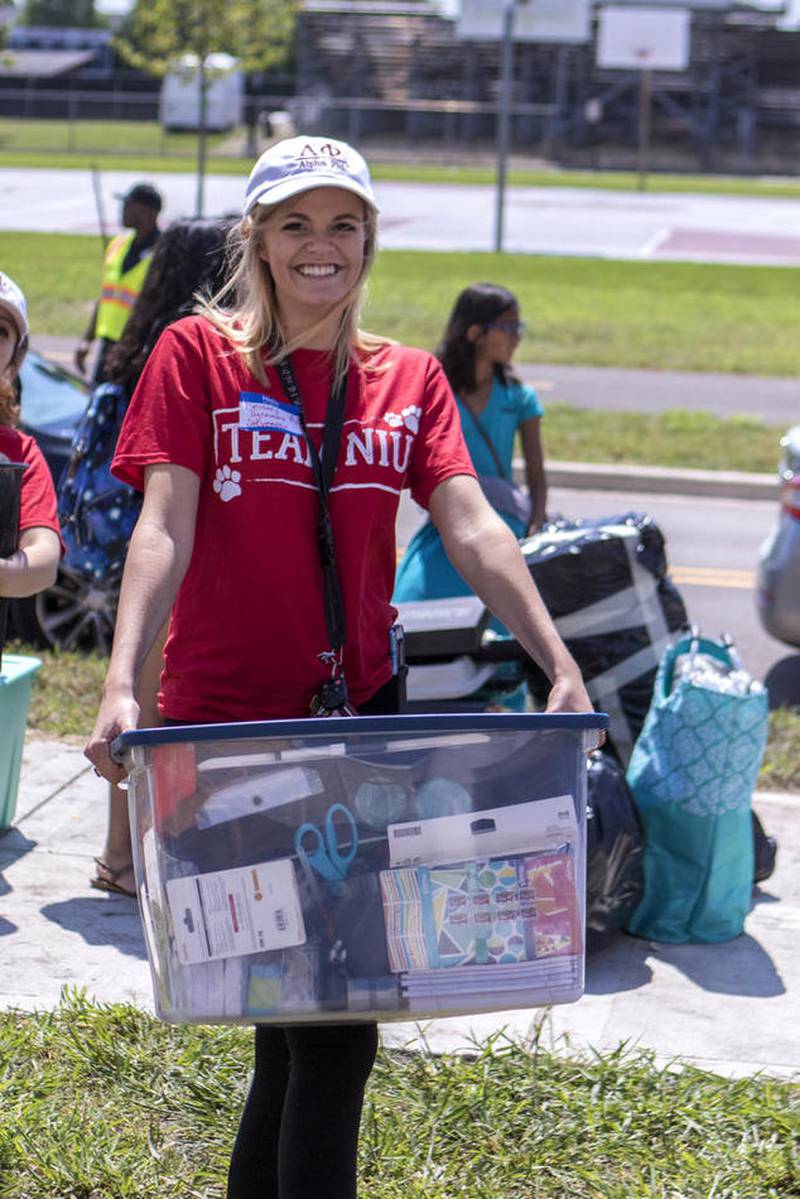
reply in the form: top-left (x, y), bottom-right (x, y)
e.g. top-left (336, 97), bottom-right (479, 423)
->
top-left (75, 183), bottom-right (163, 384)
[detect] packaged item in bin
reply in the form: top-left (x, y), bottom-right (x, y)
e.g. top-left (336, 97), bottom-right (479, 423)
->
top-left (178, 958), bottom-right (247, 1018)
top-left (166, 859), bottom-right (306, 963)
top-left (387, 794), bottom-right (576, 867)
top-left (246, 944), bottom-right (319, 1015)
top-left (195, 765), bottom-right (326, 828)
top-left (380, 848), bottom-right (580, 973)
top-left (526, 851), bottom-right (580, 957)
top-left (151, 741), bottom-right (198, 834)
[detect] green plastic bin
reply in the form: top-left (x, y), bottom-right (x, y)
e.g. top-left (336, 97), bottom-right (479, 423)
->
top-left (0, 654), bottom-right (42, 831)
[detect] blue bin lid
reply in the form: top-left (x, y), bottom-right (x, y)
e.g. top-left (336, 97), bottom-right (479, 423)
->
top-left (114, 710), bottom-right (609, 753)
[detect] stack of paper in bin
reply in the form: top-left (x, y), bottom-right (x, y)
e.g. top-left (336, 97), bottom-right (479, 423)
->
top-left (400, 956), bottom-right (576, 1000)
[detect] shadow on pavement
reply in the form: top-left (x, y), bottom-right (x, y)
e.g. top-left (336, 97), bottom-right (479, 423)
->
top-left (649, 934), bottom-right (783, 998)
top-left (585, 934), bottom-right (654, 995)
top-left (0, 830), bottom-right (38, 870)
top-left (585, 925), bottom-right (783, 999)
top-left (0, 833), bottom-right (37, 935)
top-left (41, 897), bottom-right (147, 960)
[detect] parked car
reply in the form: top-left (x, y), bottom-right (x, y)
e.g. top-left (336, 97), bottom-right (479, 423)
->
top-left (18, 348), bottom-right (88, 484)
top-left (10, 349), bottom-right (103, 651)
top-left (756, 424), bottom-right (800, 650)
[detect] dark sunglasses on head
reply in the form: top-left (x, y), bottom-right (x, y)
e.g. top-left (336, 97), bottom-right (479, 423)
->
top-left (483, 319), bottom-right (526, 336)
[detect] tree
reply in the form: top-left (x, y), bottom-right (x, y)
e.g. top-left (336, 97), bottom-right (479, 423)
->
top-left (22, 0), bottom-right (102, 26)
top-left (117, 0), bottom-right (297, 216)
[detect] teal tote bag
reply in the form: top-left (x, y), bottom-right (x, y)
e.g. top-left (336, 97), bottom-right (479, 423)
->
top-left (626, 635), bottom-right (768, 943)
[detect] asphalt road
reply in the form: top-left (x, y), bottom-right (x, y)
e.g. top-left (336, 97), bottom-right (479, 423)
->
top-left (516, 363), bottom-right (798, 428)
top-left (4, 166), bottom-right (800, 265)
top-left (397, 486), bottom-right (798, 692)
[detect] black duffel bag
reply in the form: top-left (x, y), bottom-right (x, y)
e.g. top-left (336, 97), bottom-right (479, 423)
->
top-left (585, 748), bottom-right (645, 954)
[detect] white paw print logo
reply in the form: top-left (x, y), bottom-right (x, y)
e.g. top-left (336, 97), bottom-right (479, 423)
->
top-left (384, 406), bottom-right (422, 433)
top-left (401, 405), bottom-right (421, 433)
top-left (213, 464), bottom-right (242, 502)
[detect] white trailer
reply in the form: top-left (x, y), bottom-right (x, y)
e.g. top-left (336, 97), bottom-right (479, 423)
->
top-left (159, 53), bottom-right (243, 132)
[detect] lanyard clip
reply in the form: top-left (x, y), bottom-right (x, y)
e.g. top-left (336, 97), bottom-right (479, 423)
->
top-left (311, 649), bottom-right (356, 716)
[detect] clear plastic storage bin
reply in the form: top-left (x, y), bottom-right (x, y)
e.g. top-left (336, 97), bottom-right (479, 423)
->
top-left (117, 712), bottom-right (607, 1025)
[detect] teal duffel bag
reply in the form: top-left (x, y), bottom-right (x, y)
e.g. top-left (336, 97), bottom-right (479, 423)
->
top-left (626, 634), bottom-right (769, 943)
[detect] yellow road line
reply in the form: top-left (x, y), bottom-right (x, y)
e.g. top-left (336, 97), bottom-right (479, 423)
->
top-left (396, 553), bottom-right (756, 589)
top-left (669, 566), bottom-right (756, 589)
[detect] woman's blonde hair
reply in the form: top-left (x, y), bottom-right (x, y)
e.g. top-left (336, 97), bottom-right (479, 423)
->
top-left (200, 195), bottom-right (388, 388)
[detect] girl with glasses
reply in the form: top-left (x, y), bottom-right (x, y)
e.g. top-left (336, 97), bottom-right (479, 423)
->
top-left (394, 282), bottom-right (547, 615)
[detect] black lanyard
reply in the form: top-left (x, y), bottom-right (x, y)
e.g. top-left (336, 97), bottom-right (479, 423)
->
top-left (274, 354), bottom-right (352, 713)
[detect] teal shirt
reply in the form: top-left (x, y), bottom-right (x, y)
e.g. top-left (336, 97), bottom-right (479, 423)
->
top-left (394, 376), bottom-right (543, 606)
top-left (456, 377), bottom-right (543, 480)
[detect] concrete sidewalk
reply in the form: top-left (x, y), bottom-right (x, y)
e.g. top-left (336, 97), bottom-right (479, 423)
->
top-left (2, 735), bottom-right (797, 1080)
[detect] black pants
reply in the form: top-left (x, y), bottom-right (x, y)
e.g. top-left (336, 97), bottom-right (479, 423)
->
top-left (227, 1022), bottom-right (378, 1199)
top-left (226, 673), bottom-right (404, 1199)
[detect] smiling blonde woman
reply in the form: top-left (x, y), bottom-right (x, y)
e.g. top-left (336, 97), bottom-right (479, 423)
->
top-left (85, 135), bottom-right (593, 1199)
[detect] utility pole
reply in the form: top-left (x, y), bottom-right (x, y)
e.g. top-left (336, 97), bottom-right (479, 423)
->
top-left (494, 0), bottom-right (516, 254)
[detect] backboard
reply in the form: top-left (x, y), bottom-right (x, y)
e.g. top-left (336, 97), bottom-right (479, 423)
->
top-left (456, 0), bottom-right (593, 44)
top-left (596, 6), bottom-right (691, 70)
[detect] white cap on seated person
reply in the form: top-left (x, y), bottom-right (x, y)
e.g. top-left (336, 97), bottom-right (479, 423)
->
top-left (0, 271), bottom-right (29, 366)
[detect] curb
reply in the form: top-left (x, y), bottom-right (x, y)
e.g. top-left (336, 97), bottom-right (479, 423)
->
top-left (754, 789), bottom-right (800, 807)
top-left (514, 457), bottom-right (777, 502)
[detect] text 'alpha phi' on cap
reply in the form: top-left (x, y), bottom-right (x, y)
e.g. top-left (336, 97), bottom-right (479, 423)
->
top-left (243, 136), bottom-right (379, 217)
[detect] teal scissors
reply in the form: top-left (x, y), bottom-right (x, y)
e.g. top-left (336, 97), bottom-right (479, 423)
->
top-left (294, 803), bottom-right (358, 884)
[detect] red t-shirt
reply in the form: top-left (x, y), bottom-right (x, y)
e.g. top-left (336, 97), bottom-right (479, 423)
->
top-left (112, 316), bottom-right (475, 723)
top-left (0, 425), bottom-right (60, 539)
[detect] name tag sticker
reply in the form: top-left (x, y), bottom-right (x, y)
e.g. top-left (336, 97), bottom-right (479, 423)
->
top-left (239, 391), bottom-right (303, 436)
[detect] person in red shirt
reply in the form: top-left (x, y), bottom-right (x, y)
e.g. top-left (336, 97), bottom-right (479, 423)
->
top-left (69, 219), bottom-right (234, 899)
top-left (86, 136), bottom-right (594, 1199)
top-left (0, 272), bottom-right (60, 601)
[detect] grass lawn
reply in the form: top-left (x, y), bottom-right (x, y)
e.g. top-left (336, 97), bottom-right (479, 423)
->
top-left (0, 149), bottom-right (250, 174)
top-left (4, 232), bottom-right (800, 377)
top-left (10, 641), bottom-right (800, 791)
top-left (365, 251), bottom-right (800, 376)
top-left (543, 406), bottom-right (783, 473)
top-left (0, 117), bottom-right (229, 158)
top-left (0, 991), bottom-right (795, 1199)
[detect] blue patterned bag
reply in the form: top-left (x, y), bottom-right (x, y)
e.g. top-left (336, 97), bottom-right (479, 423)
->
top-left (57, 382), bottom-right (141, 581)
top-left (626, 634), bottom-right (768, 943)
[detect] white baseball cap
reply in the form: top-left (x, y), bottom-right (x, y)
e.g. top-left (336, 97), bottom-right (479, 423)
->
top-left (0, 271), bottom-right (29, 359)
top-left (243, 135), bottom-right (379, 217)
